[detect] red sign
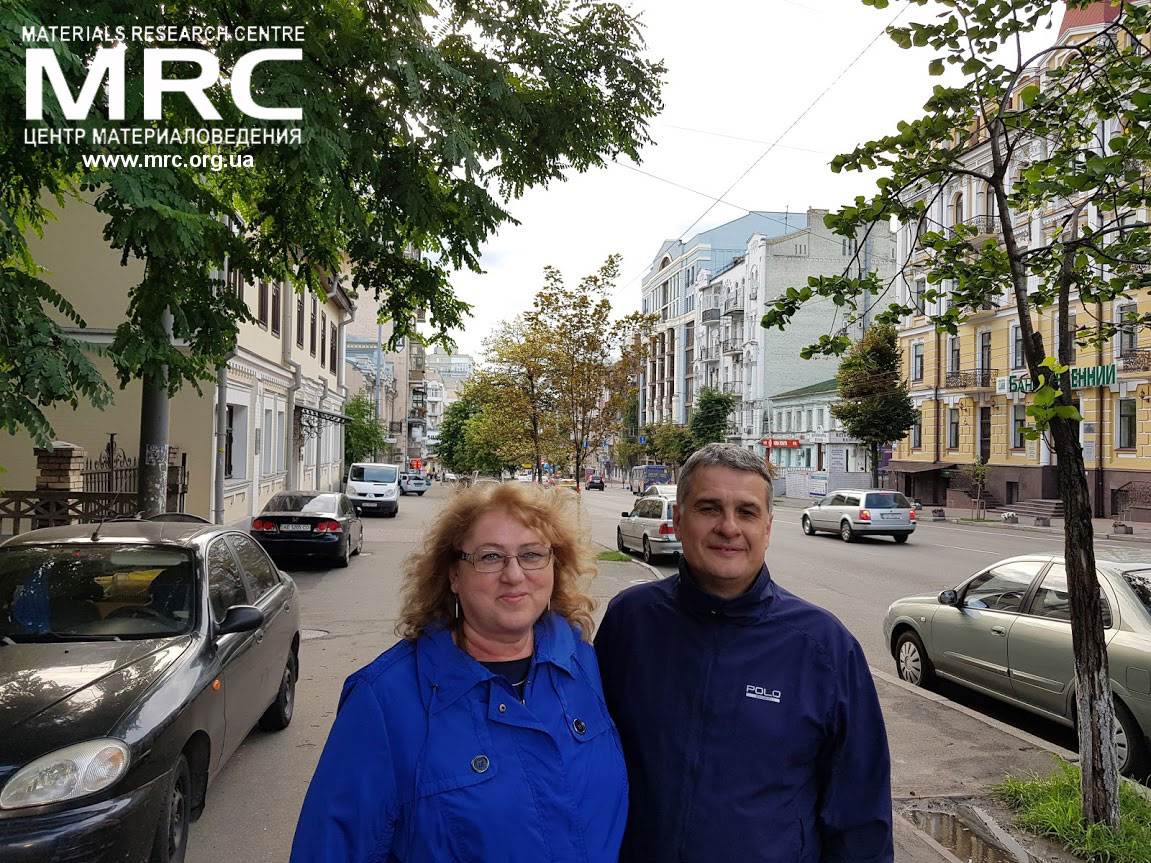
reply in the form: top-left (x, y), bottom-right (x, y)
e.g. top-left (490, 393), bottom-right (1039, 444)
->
top-left (763, 438), bottom-right (801, 448)
top-left (410, 458), bottom-right (422, 469)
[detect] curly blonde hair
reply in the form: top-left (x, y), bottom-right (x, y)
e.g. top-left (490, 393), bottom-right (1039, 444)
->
top-left (396, 482), bottom-right (598, 642)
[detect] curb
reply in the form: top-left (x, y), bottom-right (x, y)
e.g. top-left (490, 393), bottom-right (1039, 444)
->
top-left (593, 541), bottom-right (663, 582)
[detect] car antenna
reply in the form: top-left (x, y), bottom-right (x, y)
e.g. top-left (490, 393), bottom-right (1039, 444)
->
top-left (90, 491), bottom-right (136, 541)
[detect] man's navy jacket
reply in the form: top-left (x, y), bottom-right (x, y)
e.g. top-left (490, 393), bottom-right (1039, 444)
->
top-left (595, 561), bottom-right (893, 863)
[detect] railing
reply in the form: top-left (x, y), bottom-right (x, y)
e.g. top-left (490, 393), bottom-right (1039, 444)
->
top-left (722, 380), bottom-right (743, 395)
top-left (697, 345), bottom-right (720, 361)
top-left (722, 338), bottom-right (744, 353)
top-left (0, 491), bottom-right (145, 536)
top-left (949, 215), bottom-right (1001, 239)
top-left (1120, 348), bottom-right (1151, 372)
top-left (944, 368), bottom-right (998, 388)
top-left (723, 292), bottom-right (745, 314)
top-left (701, 307), bottom-right (722, 323)
top-left (1013, 222), bottom-right (1031, 246)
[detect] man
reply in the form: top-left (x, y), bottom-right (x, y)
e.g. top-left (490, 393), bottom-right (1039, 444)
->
top-left (596, 443), bottom-right (892, 863)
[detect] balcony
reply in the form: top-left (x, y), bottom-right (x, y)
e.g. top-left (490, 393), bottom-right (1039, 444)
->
top-left (701, 303), bottom-right (722, 324)
top-left (1120, 348), bottom-right (1151, 372)
top-left (1013, 221), bottom-right (1031, 248)
top-left (949, 215), bottom-right (1002, 243)
top-left (944, 368), bottom-right (998, 389)
top-left (722, 380), bottom-right (743, 395)
top-left (697, 345), bottom-right (720, 363)
top-left (722, 337), bottom-right (744, 355)
top-left (723, 292), bottom-right (745, 315)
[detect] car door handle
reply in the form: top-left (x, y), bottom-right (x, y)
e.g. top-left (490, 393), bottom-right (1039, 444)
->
top-left (990, 625), bottom-right (1007, 637)
top-left (255, 629), bottom-right (265, 644)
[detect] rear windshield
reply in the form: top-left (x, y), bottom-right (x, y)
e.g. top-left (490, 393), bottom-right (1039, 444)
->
top-left (350, 465), bottom-right (397, 483)
top-left (865, 492), bottom-right (911, 509)
top-left (1123, 570), bottom-right (1151, 617)
top-left (0, 545), bottom-right (196, 640)
top-left (266, 492), bottom-right (339, 513)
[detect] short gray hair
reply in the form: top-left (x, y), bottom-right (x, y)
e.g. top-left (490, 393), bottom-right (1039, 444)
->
top-left (677, 443), bottom-right (774, 511)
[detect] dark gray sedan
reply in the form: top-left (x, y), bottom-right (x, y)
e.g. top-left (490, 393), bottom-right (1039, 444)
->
top-left (883, 551), bottom-right (1151, 777)
top-left (0, 519), bottom-right (300, 862)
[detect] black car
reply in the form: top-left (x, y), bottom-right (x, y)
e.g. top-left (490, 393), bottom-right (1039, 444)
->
top-left (250, 491), bottom-right (363, 567)
top-left (0, 520), bottom-right (300, 863)
top-left (586, 475), bottom-right (605, 491)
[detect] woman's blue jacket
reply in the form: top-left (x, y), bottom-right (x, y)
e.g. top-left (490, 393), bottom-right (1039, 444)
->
top-left (290, 612), bottom-right (628, 862)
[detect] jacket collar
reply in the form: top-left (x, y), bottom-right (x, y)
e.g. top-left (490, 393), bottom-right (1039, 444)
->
top-left (415, 612), bottom-right (579, 713)
top-left (674, 558), bottom-right (776, 625)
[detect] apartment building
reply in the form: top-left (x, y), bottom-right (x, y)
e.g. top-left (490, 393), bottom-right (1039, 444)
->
top-left (889, 2), bottom-right (1151, 518)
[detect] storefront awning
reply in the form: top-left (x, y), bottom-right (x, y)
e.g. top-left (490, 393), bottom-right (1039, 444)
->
top-left (884, 460), bottom-right (957, 474)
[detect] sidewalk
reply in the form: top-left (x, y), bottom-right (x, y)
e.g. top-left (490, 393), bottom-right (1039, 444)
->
top-left (772, 494), bottom-right (1151, 545)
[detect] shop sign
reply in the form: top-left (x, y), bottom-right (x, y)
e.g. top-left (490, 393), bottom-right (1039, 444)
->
top-left (996, 363), bottom-right (1116, 394)
top-left (764, 437), bottom-right (801, 448)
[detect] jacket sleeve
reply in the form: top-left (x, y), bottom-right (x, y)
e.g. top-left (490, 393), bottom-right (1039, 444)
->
top-left (290, 676), bottom-right (398, 863)
top-left (816, 642), bottom-right (894, 863)
top-left (593, 597), bottom-right (622, 715)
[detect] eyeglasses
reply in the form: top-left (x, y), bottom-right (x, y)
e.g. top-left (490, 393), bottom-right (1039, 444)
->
top-left (459, 546), bottom-right (554, 572)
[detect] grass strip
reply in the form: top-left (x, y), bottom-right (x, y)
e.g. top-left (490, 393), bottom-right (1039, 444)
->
top-left (596, 550), bottom-right (633, 562)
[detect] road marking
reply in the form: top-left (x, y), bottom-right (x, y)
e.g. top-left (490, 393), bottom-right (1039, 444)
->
top-left (924, 543), bottom-right (1002, 554)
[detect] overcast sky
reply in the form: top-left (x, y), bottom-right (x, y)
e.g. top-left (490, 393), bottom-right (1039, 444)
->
top-left (440, 0), bottom-right (1059, 359)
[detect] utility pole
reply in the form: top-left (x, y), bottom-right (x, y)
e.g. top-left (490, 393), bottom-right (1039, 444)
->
top-left (138, 307), bottom-right (174, 516)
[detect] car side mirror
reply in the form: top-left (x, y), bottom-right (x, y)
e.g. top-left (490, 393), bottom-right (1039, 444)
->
top-left (621, 511), bottom-right (630, 517)
top-left (217, 605), bottom-right (264, 636)
top-left (937, 589), bottom-right (959, 606)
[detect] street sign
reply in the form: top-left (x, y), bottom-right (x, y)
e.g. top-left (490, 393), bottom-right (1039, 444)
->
top-left (638, 436), bottom-right (647, 444)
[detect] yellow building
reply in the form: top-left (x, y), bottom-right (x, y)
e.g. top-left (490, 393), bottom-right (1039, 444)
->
top-left (0, 194), bottom-right (354, 527)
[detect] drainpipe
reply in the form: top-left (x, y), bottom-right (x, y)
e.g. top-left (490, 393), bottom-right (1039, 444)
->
top-left (933, 329), bottom-right (942, 502)
top-left (284, 283), bottom-right (302, 491)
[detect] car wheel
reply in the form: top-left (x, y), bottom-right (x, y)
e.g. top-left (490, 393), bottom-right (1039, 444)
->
top-left (642, 537), bottom-right (655, 565)
top-left (1115, 700), bottom-right (1150, 779)
top-left (617, 528), bottom-right (627, 553)
top-left (150, 754), bottom-right (190, 863)
top-left (893, 534), bottom-right (909, 544)
top-left (259, 655), bottom-right (297, 731)
top-left (418, 491), bottom-right (425, 496)
top-left (386, 510), bottom-right (397, 518)
top-left (840, 521), bottom-right (855, 543)
top-left (335, 538), bottom-right (351, 568)
top-left (895, 630), bottom-right (935, 688)
top-left (801, 515), bottom-right (815, 536)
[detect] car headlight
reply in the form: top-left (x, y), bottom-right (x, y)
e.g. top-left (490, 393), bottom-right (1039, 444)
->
top-left (0, 739), bottom-right (130, 809)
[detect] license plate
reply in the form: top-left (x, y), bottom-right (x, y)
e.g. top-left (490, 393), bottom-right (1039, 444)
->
top-left (360, 502), bottom-right (376, 508)
top-left (280, 524), bottom-right (311, 531)
top-left (881, 512), bottom-right (902, 520)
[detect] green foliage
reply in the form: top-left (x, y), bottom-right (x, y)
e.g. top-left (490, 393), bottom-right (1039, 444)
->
top-left (961, 455), bottom-right (989, 496)
top-left (994, 760), bottom-right (1151, 863)
top-left (436, 398), bottom-right (479, 474)
top-left (643, 422), bottom-right (694, 468)
top-left (1, 0), bottom-right (664, 445)
top-left (690, 387), bottom-right (739, 449)
top-left (596, 550), bottom-right (632, 562)
top-left (343, 392), bottom-right (389, 465)
top-left (831, 324), bottom-right (918, 446)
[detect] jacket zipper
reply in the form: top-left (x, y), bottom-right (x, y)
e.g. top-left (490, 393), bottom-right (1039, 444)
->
top-left (676, 611), bottom-right (720, 861)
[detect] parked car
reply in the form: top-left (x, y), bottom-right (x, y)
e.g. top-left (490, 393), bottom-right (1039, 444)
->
top-left (557, 477), bottom-right (578, 490)
top-left (801, 489), bottom-right (916, 543)
top-left (640, 483), bottom-right (677, 499)
top-left (585, 474), bottom-right (605, 491)
top-left (399, 472), bottom-right (428, 496)
top-left (0, 520), bottom-right (300, 862)
top-left (883, 551), bottom-right (1151, 777)
top-left (250, 491), bottom-right (363, 568)
top-left (345, 462), bottom-right (400, 517)
top-left (617, 495), bottom-right (680, 564)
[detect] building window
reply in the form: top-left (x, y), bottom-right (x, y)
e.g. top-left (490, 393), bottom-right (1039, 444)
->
top-left (1012, 325), bottom-right (1024, 369)
top-left (296, 293), bottom-right (304, 348)
top-left (1013, 403), bottom-right (1027, 449)
top-left (911, 411), bottom-right (922, 449)
top-left (263, 409), bottom-right (274, 475)
top-left (1119, 303), bottom-right (1138, 354)
top-left (1062, 313), bottom-right (1077, 363)
top-left (271, 283), bottom-right (281, 337)
top-left (224, 405), bottom-right (235, 478)
top-left (948, 408), bottom-right (960, 449)
top-left (320, 313), bottom-right (327, 369)
top-left (1119, 398), bottom-right (1137, 448)
top-left (979, 331), bottom-right (992, 371)
top-left (276, 410), bottom-right (285, 472)
top-left (948, 336), bottom-right (960, 373)
top-left (228, 267), bottom-right (244, 304)
top-left (310, 296), bottom-right (317, 355)
top-left (258, 281), bottom-right (269, 327)
top-left (913, 279), bottom-right (926, 314)
top-left (330, 322), bottom-right (337, 371)
top-left (911, 343), bottom-right (924, 381)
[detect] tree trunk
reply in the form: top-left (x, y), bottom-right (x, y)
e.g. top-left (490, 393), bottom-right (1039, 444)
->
top-left (870, 441), bottom-right (880, 488)
top-left (1050, 414), bottom-right (1120, 827)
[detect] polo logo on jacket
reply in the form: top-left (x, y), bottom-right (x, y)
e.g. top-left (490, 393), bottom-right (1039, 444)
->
top-left (745, 684), bottom-right (781, 703)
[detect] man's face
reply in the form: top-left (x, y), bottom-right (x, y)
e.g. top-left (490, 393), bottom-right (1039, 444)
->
top-left (673, 465), bottom-right (773, 598)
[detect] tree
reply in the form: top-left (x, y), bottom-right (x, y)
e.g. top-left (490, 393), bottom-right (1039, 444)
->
top-left (830, 325), bottom-right (918, 488)
top-left (690, 387), bottom-right (740, 449)
top-left (1, 0), bottom-right (665, 449)
top-left (761, 0), bottom-right (1151, 824)
top-left (643, 422), bottom-right (694, 470)
top-left (436, 398), bottom-right (479, 475)
top-left (344, 392), bottom-right (390, 465)
top-left (524, 256), bottom-right (654, 491)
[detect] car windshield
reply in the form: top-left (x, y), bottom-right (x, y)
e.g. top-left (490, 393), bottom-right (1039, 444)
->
top-left (350, 465), bottom-right (397, 483)
top-left (1123, 569), bottom-right (1151, 616)
top-left (0, 545), bottom-right (196, 640)
top-left (865, 492), bottom-right (911, 509)
top-left (266, 493), bottom-right (339, 513)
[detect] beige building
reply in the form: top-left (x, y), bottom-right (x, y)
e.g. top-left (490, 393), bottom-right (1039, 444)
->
top-left (0, 195), bottom-right (354, 526)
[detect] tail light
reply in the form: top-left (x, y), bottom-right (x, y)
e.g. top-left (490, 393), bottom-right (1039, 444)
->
top-left (314, 520), bottom-right (343, 533)
top-left (909, 509), bottom-right (917, 521)
top-left (252, 518), bottom-right (277, 531)
top-left (659, 522), bottom-right (675, 535)
top-left (859, 509), bottom-right (871, 521)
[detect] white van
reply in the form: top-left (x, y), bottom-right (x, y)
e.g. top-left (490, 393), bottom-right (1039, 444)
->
top-left (345, 463), bottom-right (400, 517)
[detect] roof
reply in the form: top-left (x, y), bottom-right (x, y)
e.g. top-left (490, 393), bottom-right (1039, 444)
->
top-left (0, 520), bottom-right (227, 548)
top-left (1058, 1), bottom-right (1120, 38)
top-left (646, 211), bottom-right (810, 281)
top-left (771, 379), bottom-right (840, 401)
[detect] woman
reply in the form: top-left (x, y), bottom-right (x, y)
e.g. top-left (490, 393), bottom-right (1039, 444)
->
top-left (290, 481), bottom-right (627, 862)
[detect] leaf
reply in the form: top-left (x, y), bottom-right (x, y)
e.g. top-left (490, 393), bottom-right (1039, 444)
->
top-left (929, 58), bottom-right (945, 76)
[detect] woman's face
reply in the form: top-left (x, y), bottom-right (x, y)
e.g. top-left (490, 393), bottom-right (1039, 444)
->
top-left (450, 508), bottom-right (554, 644)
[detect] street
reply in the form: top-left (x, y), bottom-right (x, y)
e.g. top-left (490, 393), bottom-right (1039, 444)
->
top-left (188, 482), bottom-right (1083, 862)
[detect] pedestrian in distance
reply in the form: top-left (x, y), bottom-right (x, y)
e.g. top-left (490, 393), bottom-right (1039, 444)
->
top-left (290, 481), bottom-right (627, 863)
top-left (595, 442), bottom-right (893, 863)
